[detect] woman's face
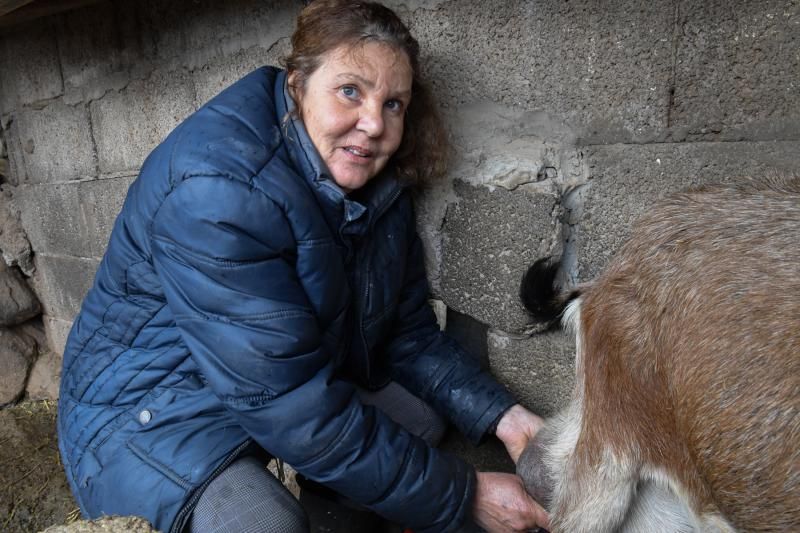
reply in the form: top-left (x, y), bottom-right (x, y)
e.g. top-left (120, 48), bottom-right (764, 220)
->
top-left (292, 42), bottom-right (413, 192)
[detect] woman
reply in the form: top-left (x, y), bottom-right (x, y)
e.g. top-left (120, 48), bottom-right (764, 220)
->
top-left (57, 1), bottom-right (548, 532)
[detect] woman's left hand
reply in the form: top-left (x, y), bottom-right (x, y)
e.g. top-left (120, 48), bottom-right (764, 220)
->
top-left (494, 404), bottom-right (544, 464)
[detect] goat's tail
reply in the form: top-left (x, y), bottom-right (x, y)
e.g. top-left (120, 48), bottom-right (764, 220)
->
top-left (519, 256), bottom-right (582, 327)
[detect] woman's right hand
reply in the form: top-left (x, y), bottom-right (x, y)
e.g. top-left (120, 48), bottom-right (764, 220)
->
top-left (472, 471), bottom-right (549, 532)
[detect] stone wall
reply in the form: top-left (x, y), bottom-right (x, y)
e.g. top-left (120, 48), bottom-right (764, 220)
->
top-left (0, 0), bottom-right (798, 435)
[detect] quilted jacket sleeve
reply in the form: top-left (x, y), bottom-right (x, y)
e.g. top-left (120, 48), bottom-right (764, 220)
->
top-left (150, 175), bottom-right (475, 532)
top-left (384, 197), bottom-right (517, 445)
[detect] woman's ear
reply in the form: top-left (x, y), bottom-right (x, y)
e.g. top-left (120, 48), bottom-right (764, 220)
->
top-left (287, 71), bottom-right (302, 103)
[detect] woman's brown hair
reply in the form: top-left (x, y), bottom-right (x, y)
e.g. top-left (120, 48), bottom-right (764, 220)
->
top-left (285, 0), bottom-right (448, 185)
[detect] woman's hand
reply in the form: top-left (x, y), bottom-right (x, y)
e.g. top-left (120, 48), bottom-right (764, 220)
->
top-left (495, 404), bottom-right (545, 464)
top-left (473, 471), bottom-right (550, 532)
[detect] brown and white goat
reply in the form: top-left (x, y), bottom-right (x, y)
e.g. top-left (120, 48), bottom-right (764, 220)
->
top-left (517, 178), bottom-right (800, 533)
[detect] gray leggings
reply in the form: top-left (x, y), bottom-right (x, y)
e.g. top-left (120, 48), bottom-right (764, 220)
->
top-left (188, 381), bottom-right (448, 532)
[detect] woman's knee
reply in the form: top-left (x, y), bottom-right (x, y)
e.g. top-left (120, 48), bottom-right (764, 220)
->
top-left (189, 456), bottom-right (309, 533)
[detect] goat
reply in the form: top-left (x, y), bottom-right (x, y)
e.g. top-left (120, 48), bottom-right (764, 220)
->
top-left (516, 178), bottom-right (800, 532)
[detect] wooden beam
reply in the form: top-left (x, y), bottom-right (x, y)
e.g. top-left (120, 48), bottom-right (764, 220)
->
top-left (0, 0), bottom-right (104, 30)
top-left (0, 0), bottom-right (34, 18)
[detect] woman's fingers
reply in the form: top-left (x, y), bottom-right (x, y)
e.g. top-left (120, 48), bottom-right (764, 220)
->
top-left (473, 471), bottom-right (550, 532)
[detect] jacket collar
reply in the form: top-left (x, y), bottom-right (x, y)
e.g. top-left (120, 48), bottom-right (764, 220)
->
top-left (275, 70), bottom-right (404, 237)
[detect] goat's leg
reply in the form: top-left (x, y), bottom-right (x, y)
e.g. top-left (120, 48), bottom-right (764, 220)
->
top-left (551, 444), bottom-right (637, 533)
top-left (520, 399), bottom-right (639, 533)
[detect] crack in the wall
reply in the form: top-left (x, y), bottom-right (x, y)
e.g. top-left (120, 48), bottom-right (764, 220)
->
top-left (50, 17), bottom-right (67, 104)
top-left (85, 102), bottom-right (100, 178)
top-left (582, 138), bottom-right (797, 148)
top-left (666, 0), bottom-right (683, 128)
top-left (556, 154), bottom-right (589, 289)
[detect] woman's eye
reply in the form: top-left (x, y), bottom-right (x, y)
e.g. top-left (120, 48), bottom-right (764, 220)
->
top-left (341, 85), bottom-right (359, 99)
top-left (385, 99), bottom-right (404, 112)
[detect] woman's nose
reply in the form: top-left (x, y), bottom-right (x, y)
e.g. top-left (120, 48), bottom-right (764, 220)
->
top-left (357, 102), bottom-right (384, 138)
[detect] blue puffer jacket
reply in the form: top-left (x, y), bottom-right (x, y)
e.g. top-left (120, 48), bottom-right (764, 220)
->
top-left (57, 67), bottom-right (516, 533)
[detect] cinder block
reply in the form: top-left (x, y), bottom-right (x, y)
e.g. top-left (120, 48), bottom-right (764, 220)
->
top-left (488, 329), bottom-right (575, 418)
top-left (44, 315), bottom-right (74, 356)
top-left (440, 180), bottom-right (561, 333)
top-left (136, 0), bottom-right (298, 72)
top-left (14, 183), bottom-right (82, 259)
top-left (577, 140), bottom-right (800, 280)
top-left (410, 0), bottom-right (674, 143)
top-left (671, 1), bottom-right (800, 141)
top-left (133, 0), bottom-right (187, 66)
top-left (193, 42), bottom-right (291, 107)
top-left (186, 0), bottom-right (297, 69)
top-left (56, 1), bottom-right (145, 104)
top-left (77, 176), bottom-right (135, 257)
top-left (0, 20), bottom-right (63, 110)
top-left (14, 101), bottom-right (96, 184)
top-left (90, 69), bottom-right (196, 173)
top-left (29, 254), bottom-right (99, 321)
top-left (16, 175), bottom-right (134, 259)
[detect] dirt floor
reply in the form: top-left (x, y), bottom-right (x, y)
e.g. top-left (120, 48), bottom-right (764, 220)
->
top-left (0, 401), bottom-right (78, 532)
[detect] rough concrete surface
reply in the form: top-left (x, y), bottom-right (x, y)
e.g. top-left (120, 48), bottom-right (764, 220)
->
top-left (13, 102), bottom-right (96, 185)
top-left (192, 42), bottom-right (292, 107)
top-left (55, 1), bottom-right (147, 106)
top-left (16, 176), bottom-right (134, 259)
top-left (28, 254), bottom-right (99, 321)
top-left (0, 20), bottom-right (63, 111)
top-left (135, 0), bottom-right (298, 73)
top-left (670, 1), bottom-right (800, 141)
top-left (43, 315), bottom-right (74, 358)
top-left (89, 70), bottom-right (197, 174)
top-left (488, 329), bottom-right (575, 418)
top-left (440, 179), bottom-right (560, 333)
top-left (410, 0), bottom-right (675, 143)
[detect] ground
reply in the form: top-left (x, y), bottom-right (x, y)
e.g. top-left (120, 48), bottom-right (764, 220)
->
top-left (0, 401), bottom-right (77, 533)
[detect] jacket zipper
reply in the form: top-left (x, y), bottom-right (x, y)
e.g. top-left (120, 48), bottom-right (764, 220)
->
top-left (357, 187), bottom-right (402, 387)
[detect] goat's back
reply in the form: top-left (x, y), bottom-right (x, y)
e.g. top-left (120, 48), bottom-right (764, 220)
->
top-left (579, 178), bottom-right (800, 531)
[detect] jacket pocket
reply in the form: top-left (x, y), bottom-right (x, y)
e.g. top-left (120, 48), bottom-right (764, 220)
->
top-left (125, 375), bottom-right (248, 488)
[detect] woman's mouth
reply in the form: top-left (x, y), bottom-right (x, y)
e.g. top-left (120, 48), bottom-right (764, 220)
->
top-left (343, 146), bottom-right (373, 158)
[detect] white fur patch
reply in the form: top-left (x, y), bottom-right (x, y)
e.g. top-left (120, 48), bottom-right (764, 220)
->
top-left (562, 298), bottom-right (583, 376)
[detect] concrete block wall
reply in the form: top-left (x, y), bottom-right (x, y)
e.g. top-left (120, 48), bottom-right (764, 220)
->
top-left (0, 0), bottom-right (798, 462)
